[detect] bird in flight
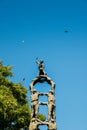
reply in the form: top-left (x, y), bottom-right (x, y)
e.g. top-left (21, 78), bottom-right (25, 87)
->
top-left (23, 78), bottom-right (25, 81)
top-left (64, 30), bottom-right (69, 33)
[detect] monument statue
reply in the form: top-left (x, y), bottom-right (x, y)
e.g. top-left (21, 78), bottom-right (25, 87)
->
top-left (48, 90), bottom-right (56, 121)
top-left (36, 57), bottom-right (46, 75)
top-left (29, 118), bottom-right (44, 130)
top-left (49, 119), bottom-right (57, 130)
top-left (31, 89), bottom-right (39, 118)
top-left (29, 58), bottom-right (57, 130)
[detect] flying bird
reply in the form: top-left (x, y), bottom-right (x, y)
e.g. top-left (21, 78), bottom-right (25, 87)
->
top-left (23, 78), bottom-right (25, 81)
top-left (64, 30), bottom-right (69, 33)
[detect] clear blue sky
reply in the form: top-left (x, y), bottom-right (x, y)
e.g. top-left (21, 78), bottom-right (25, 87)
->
top-left (0, 0), bottom-right (87, 130)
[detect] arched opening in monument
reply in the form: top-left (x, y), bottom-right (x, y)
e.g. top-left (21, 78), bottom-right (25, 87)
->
top-left (38, 124), bottom-right (48, 130)
top-left (34, 81), bottom-right (51, 93)
top-left (39, 95), bottom-right (48, 102)
top-left (39, 104), bottom-right (48, 120)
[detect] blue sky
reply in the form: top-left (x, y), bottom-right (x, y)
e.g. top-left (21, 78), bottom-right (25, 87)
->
top-left (0, 0), bottom-right (87, 130)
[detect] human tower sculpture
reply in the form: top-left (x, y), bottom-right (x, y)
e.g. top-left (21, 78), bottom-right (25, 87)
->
top-left (29, 58), bottom-right (57, 130)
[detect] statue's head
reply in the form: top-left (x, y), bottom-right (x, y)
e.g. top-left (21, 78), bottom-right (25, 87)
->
top-left (40, 60), bottom-right (44, 63)
top-left (31, 118), bottom-right (36, 122)
top-left (49, 90), bottom-right (54, 94)
top-left (51, 119), bottom-right (55, 122)
top-left (32, 89), bottom-right (37, 93)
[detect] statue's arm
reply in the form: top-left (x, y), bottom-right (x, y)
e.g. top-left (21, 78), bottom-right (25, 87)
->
top-left (36, 57), bottom-right (39, 65)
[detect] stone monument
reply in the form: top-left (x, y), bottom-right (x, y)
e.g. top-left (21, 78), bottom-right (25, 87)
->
top-left (29, 58), bottom-right (57, 130)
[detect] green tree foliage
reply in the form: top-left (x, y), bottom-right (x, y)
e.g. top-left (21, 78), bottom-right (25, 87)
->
top-left (0, 61), bottom-right (45, 130)
top-left (0, 61), bottom-right (30, 129)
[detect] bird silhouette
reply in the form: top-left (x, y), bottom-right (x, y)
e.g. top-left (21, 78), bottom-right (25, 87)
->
top-left (64, 30), bottom-right (68, 33)
top-left (23, 78), bottom-right (25, 81)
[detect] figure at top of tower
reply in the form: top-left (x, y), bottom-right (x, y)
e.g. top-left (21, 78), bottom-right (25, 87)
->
top-left (36, 57), bottom-right (47, 76)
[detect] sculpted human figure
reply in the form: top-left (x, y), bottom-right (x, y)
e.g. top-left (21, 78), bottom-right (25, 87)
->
top-left (49, 119), bottom-right (57, 130)
top-left (30, 77), bottom-right (40, 91)
top-left (30, 82), bottom-right (33, 91)
top-left (51, 81), bottom-right (55, 90)
top-left (29, 118), bottom-right (37, 130)
top-left (29, 118), bottom-right (44, 130)
top-left (48, 90), bottom-right (55, 103)
top-left (48, 90), bottom-right (56, 121)
top-left (36, 57), bottom-right (46, 75)
top-left (31, 89), bottom-right (39, 118)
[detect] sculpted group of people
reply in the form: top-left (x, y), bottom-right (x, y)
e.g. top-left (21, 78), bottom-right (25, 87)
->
top-left (30, 89), bottom-right (56, 129)
top-left (29, 118), bottom-right (56, 130)
top-left (29, 58), bottom-right (56, 130)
